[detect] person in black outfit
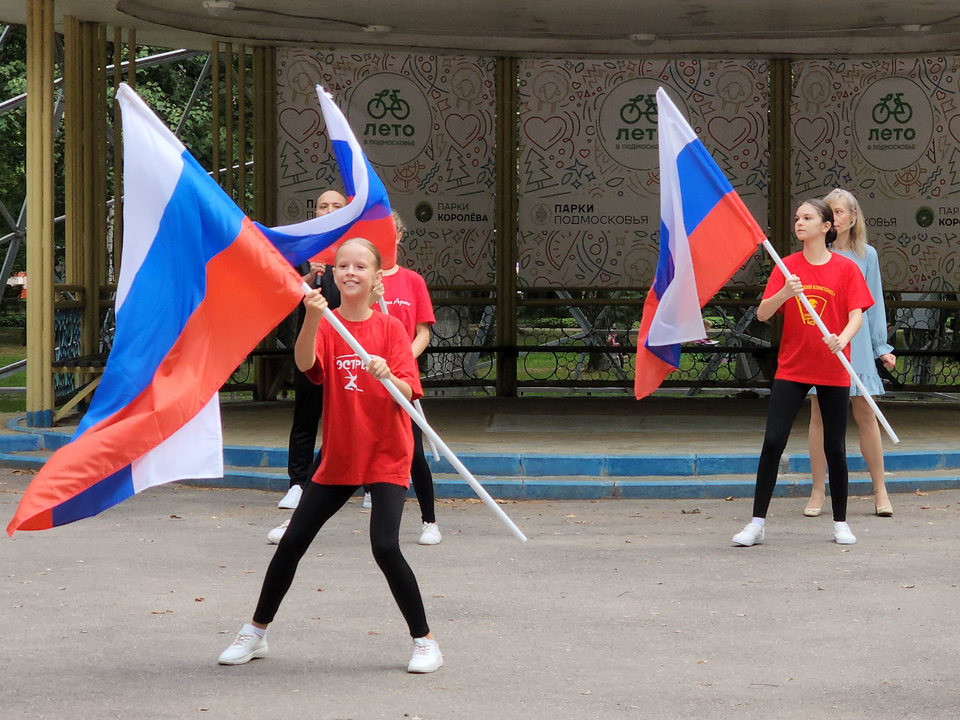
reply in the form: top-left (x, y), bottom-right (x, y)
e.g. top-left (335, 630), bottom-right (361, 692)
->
top-left (269, 190), bottom-right (345, 542)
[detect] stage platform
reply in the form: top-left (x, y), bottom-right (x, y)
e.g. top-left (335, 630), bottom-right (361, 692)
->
top-left (2, 394), bottom-right (959, 500)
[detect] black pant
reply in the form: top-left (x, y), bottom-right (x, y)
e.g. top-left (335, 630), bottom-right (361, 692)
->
top-left (753, 379), bottom-right (850, 522)
top-left (411, 420), bottom-right (436, 524)
top-left (253, 482), bottom-right (430, 638)
top-left (287, 369), bottom-right (322, 489)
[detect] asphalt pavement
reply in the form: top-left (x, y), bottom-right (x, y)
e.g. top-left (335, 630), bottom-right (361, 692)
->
top-left (3, 468), bottom-right (959, 720)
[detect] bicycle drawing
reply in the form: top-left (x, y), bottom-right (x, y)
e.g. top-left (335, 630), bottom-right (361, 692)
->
top-left (367, 89), bottom-right (411, 120)
top-left (872, 92), bottom-right (913, 124)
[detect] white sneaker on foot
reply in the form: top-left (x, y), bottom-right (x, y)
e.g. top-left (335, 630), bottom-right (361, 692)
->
top-left (267, 519), bottom-right (290, 545)
top-left (218, 624), bottom-right (268, 665)
top-left (407, 637), bottom-right (442, 673)
top-left (418, 522), bottom-right (442, 546)
top-left (732, 522), bottom-right (765, 547)
top-left (362, 492), bottom-right (372, 509)
top-left (278, 484), bottom-right (302, 509)
top-left (834, 521), bottom-right (857, 545)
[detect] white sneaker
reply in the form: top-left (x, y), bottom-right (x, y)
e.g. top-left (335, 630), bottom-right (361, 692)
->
top-left (834, 521), bottom-right (857, 545)
top-left (732, 522), bottom-right (765, 547)
top-left (218, 624), bottom-right (268, 665)
top-left (362, 492), bottom-right (372, 509)
top-left (278, 484), bottom-right (303, 509)
top-left (418, 522), bottom-right (442, 546)
top-left (267, 519), bottom-right (290, 545)
top-left (407, 637), bottom-right (442, 673)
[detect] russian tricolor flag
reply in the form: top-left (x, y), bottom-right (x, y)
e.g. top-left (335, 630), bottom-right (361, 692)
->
top-left (634, 88), bottom-right (766, 399)
top-left (258, 86), bottom-right (397, 271)
top-left (7, 85), bottom-right (305, 535)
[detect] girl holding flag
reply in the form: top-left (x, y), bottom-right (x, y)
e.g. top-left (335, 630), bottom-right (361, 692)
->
top-left (732, 199), bottom-right (874, 548)
top-left (804, 189), bottom-right (897, 518)
top-left (219, 238), bottom-right (442, 673)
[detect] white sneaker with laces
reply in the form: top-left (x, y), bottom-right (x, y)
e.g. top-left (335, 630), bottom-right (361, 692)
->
top-left (418, 522), bottom-right (442, 546)
top-left (834, 521), bottom-right (857, 545)
top-left (267, 519), bottom-right (290, 545)
top-left (407, 637), bottom-right (442, 673)
top-left (362, 492), bottom-right (372, 509)
top-left (278, 484), bottom-right (302, 509)
top-left (732, 522), bottom-right (765, 547)
top-left (218, 624), bottom-right (268, 665)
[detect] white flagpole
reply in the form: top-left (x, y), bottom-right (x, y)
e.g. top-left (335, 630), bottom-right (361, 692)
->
top-left (310, 284), bottom-right (527, 542)
top-left (761, 240), bottom-right (899, 444)
top-left (378, 297), bottom-right (441, 462)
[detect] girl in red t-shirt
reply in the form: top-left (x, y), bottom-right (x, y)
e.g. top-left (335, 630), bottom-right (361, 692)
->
top-left (373, 211), bottom-right (440, 546)
top-left (732, 199), bottom-right (874, 548)
top-left (219, 238), bottom-right (442, 674)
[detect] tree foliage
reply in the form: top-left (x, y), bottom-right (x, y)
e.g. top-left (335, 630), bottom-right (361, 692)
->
top-left (0, 26), bottom-right (220, 278)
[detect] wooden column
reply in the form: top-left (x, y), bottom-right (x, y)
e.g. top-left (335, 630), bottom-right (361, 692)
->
top-left (80, 21), bottom-right (98, 357)
top-left (494, 57), bottom-right (519, 397)
top-left (768, 58), bottom-right (793, 350)
top-left (211, 42), bottom-right (220, 185)
top-left (768, 58), bottom-right (793, 261)
top-left (25, 0), bottom-right (55, 426)
top-left (127, 28), bottom-right (135, 91)
top-left (252, 46), bottom-right (264, 221)
top-left (112, 26), bottom-right (123, 275)
top-left (224, 43), bottom-right (234, 199)
top-left (63, 16), bottom-right (81, 286)
top-left (237, 44), bottom-right (246, 213)
top-left (264, 49), bottom-right (278, 225)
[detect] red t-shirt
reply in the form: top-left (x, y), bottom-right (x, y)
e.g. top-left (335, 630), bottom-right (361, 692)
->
top-left (376, 267), bottom-right (436, 342)
top-left (305, 310), bottom-right (424, 487)
top-left (763, 252), bottom-right (874, 386)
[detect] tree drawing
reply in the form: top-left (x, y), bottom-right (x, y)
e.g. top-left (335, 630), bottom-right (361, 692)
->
top-left (279, 141), bottom-right (309, 187)
top-left (522, 147), bottom-right (557, 192)
top-left (443, 146), bottom-right (471, 191)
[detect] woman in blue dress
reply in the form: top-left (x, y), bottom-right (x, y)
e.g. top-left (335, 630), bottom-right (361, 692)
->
top-left (805, 189), bottom-right (897, 517)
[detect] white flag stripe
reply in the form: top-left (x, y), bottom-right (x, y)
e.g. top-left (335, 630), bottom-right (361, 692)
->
top-left (116, 85), bottom-right (186, 311)
top-left (264, 86), bottom-right (371, 236)
top-left (646, 88), bottom-right (708, 347)
top-left (130, 397), bottom-right (224, 493)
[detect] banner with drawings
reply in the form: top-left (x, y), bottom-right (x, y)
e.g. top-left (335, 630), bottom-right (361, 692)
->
top-left (276, 50), bottom-right (496, 285)
top-left (791, 58), bottom-right (960, 292)
top-left (517, 59), bottom-right (770, 288)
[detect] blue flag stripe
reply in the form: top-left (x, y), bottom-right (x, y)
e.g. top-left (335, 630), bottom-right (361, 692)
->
top-left (676, 139), bottom-right (734, 237)
top-left (50, 465), bottom-right (134, 526)
top-left (75, 153), bottom-right (244, 437)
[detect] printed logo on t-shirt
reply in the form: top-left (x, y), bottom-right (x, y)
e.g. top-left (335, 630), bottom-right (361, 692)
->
top-left (385, 298), bottom-right (412, 308)
top-left (796, 293), bottom-right (829, 325)
top-left (335, 353), bottom-right (364, 392)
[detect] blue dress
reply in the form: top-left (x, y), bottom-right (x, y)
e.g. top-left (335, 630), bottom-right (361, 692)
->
top-left (832, 245), bottom-right (894, 396)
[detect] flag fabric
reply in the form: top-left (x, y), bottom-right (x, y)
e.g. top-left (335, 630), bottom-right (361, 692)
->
top-left (634, 88), bottom-right (767, 400)
top-left (258, 86), bottom-right (397, 271)
top-left (7, 84), bottom-right (305, 535)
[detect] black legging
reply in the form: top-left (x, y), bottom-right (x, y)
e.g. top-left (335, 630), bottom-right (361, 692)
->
top-left (411, 420), bottom-right (436, 524)
top-left (253, 481), bottom-right (429, 638)
top-left (753, 379), bottom-right (850, 522)
top-left (286, 370), bottom-right (322, 489)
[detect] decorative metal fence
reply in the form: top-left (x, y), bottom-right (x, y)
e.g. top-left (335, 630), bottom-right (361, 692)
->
top-left (380, 289), bottom-right (958, 395)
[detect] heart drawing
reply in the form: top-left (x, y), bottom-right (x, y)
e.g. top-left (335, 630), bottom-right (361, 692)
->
top-left (445, 114), bottom-right (482, 149)
top-left (795, 117), bottom-right (829, 153)
top-left (707, 117), bottom-right (751, 151)
top-left (279, 108), bottom-right (322, 143)
top-left (524, 116), bottom-right (566, 151)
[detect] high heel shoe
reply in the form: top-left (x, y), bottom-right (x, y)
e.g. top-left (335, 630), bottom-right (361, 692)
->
top-left (875, 503), bottom-right (893, 517)
top-left (803, 502), bottom-right (823, 517)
